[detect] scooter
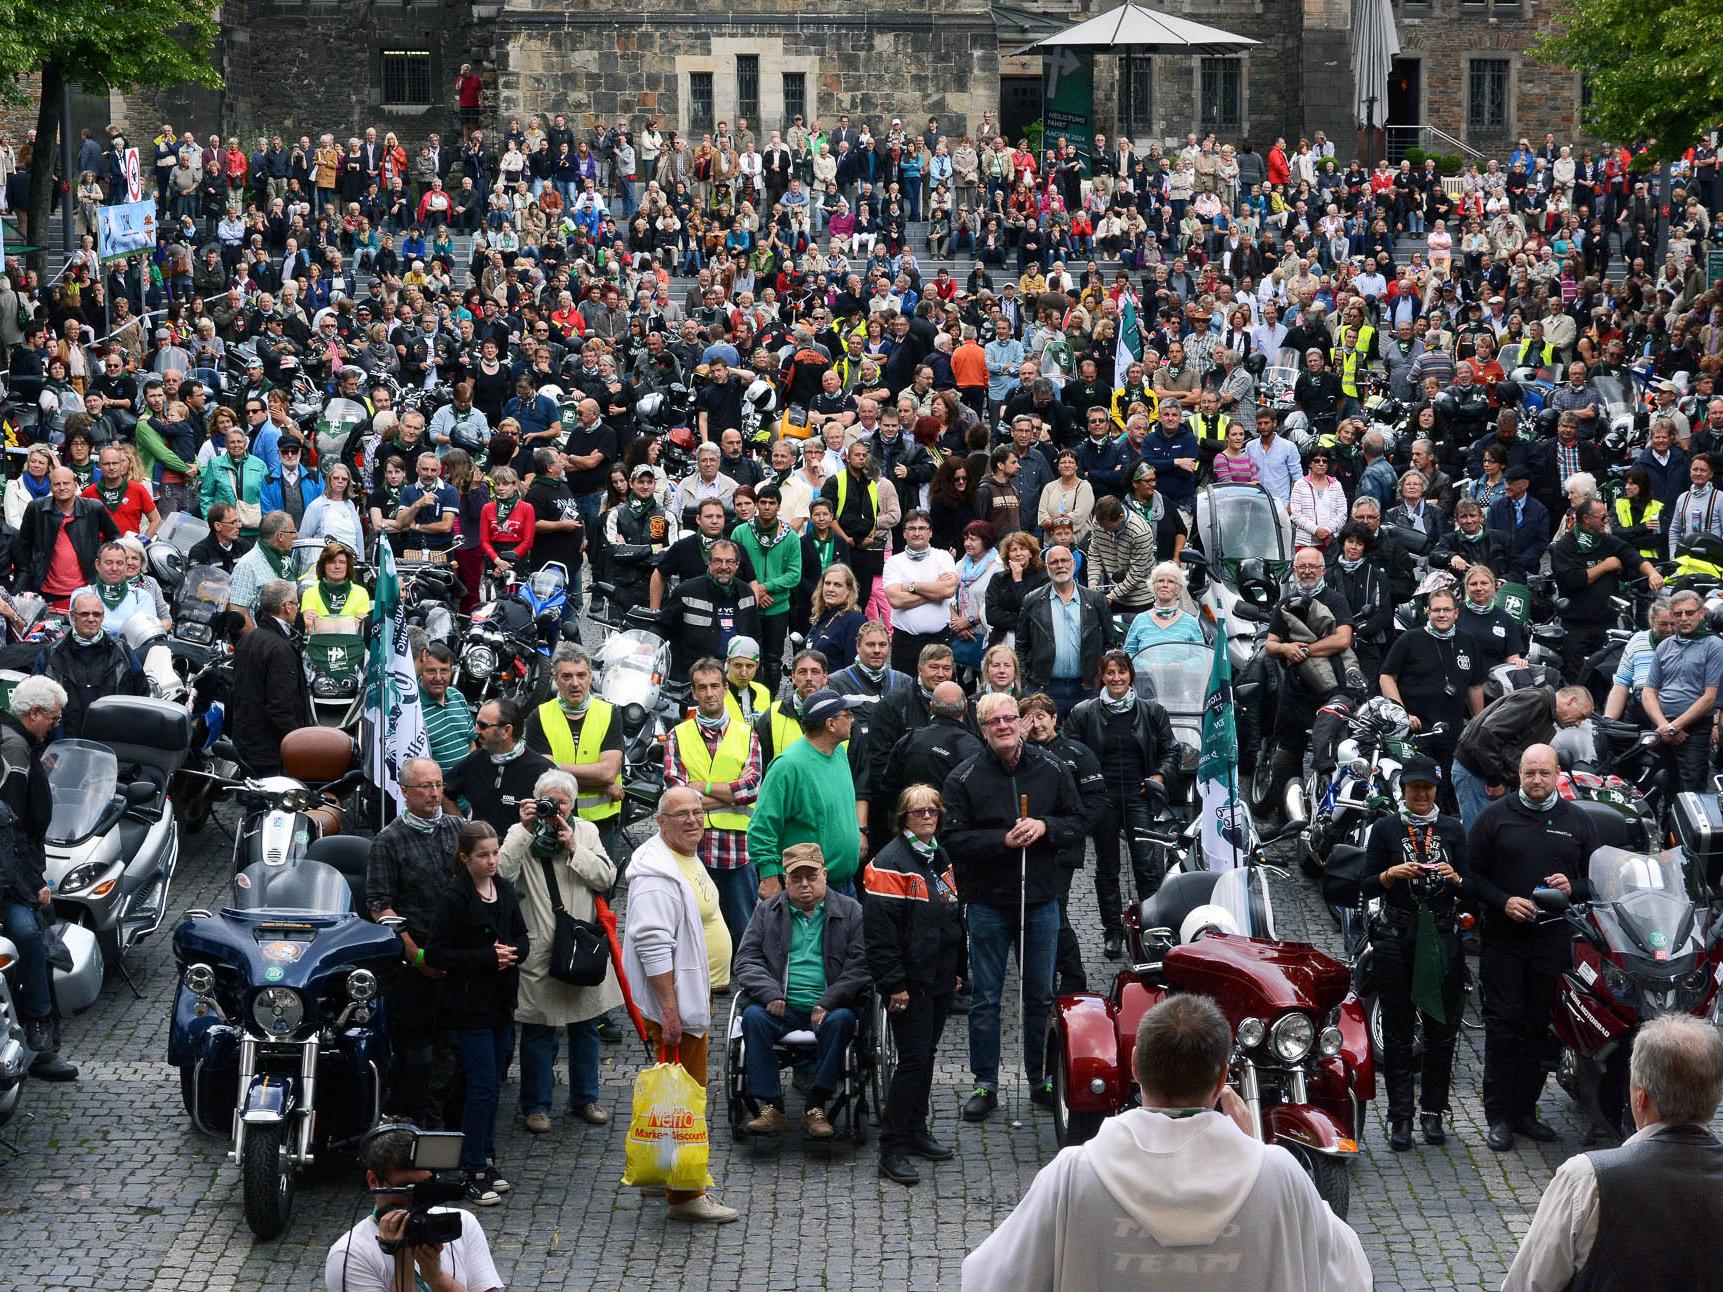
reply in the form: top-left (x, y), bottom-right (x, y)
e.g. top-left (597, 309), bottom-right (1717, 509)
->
top-left (218, 727), bottom-right (366, 872)
top-left (1538, 839), bottom-right (1723, 1143)
top-left (0, 913), bottom-right (103, 1133)
top-left (594, 605), bottom-right (679, 827)
top-left (42, 696), bottom-right (191, 983)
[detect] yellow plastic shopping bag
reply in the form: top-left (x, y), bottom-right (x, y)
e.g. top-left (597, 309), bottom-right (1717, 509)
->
top-left (621, 1059), bottom-right (713, 1191)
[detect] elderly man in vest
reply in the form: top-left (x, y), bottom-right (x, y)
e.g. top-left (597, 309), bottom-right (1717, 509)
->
top-left (664, 656), bottom-right (764, 955)
top-left (524, 642), bottom-right (625, 866)
top-left (1503, 1014), bottom-right (1723, 1291)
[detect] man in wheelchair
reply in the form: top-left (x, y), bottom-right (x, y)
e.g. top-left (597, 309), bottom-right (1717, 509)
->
top-left (731, 843), bottom-right (870, 1139)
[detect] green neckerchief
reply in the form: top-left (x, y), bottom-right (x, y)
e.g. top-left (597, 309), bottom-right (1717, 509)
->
top-left (752, 518), bottom-right (791, 550)
top-left (1100, 688), bottom-right (1135, 714)
top-left (260, 542), bottom-right (292, 580)
top-left (903, 830), bottom-right (939, 863)
top-left (627, 495), bottom-right (654, 518)
top-left (318, 579), bottom-right (353, 614)
top-left (95, 578), bottom-right (129, 610)
top-left (96, 477), bottom-right (129, 511)
top-left (1575, 528), bottom-right (1599, 555)
top-left (400, 809), bottom-right (442, 834)
top-left (1518, 789), bottom-right (1558, 812)
top-left (813, 533), bottom-right (835, 568)
top-left (383, 482), bottom-right (404, 511)
top-left (494, 493), bottom-right (519, 529)
top-left (559, 696), bottom-right (591, 719)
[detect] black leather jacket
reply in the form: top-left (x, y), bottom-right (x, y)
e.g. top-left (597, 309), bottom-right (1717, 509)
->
top-left (1064, 696), bottom-right (1181, 786)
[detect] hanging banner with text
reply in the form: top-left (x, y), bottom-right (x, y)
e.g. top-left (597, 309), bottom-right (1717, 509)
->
top-left (97, 199), bottom-right (156, 262)
top-left (1042, 47), bottom-right (1094, 163)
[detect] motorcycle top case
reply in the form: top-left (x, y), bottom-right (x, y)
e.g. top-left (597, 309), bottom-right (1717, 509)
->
top-left (1672, 791), bottom-right (1723, 885)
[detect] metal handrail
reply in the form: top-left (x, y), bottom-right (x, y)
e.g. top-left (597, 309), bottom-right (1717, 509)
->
top-left (1384, 124), bottom-right (1486, 164)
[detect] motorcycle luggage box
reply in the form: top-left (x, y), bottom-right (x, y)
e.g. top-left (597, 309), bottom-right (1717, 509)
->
top-left (81, 695), bottom-right (192, 778)
top-left (1672, 792), bottom-right (1723, 887)
top-left (280, 727), bottom-right (356, 783)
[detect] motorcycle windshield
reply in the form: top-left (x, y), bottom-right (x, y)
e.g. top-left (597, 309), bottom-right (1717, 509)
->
top-left (1587, 847), bottom-right (1699, 966)
top-left (229, 858), bottom-right (353, 915)
top-left (527, 565), bottom-right (568, 603)
top-left (155, 512), bottom-right (209, 556)
top-left (597, 628), bottom-right (669, 708)
top-left (1201, 488), bottom-right (1287, 562)
top-left (1590, 375), bottom-right (1633, 417)
top-left (180, 565), bottom-right (233, 615)
top-left (1132, 642), bottom-right (1211, 718)
top-left (42, 741), bottom-right (119, 845)
top-left (1211, 866), bottom-right (1272, 940)
top-left (317, 397), bottom-right (370, 437)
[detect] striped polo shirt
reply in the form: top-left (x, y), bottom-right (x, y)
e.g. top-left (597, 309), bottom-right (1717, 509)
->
top-left (420, 685), bottom-right (476, 771)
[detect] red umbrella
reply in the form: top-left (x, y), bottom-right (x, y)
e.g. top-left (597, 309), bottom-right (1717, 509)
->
top-left (594, 896), bottom-right (653, 1059)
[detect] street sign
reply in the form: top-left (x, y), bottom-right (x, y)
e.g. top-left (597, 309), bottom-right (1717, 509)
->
top-left (1708, 247), bottom-right (1723, 287)
top-left (124, 148), bottom-right (142, 203)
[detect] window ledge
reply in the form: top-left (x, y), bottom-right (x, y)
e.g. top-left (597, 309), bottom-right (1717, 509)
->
top-left (381, 104), bottom-right (435, 116)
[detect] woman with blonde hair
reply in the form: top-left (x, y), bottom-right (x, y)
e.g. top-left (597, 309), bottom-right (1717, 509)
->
top-left (807, 562), bottom-right (865, 670)
top-left (978, 643), bottom-right (1022, 696)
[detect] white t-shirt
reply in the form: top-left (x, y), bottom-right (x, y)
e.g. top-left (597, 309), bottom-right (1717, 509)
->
top-left (324, 1207), bottom-right (503, 1292)
top-left (883, 547), bottom-right (957, 636)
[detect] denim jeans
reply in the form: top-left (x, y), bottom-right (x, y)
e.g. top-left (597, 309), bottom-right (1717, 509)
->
top-left (1044, 678), bottom-right (1087, 720)
top-left (741, 1003), bottom-right (857, 1103)
top-left (1450, 759), bottom-right (1497, 831)
top-left (2, 902), bottom-right (51, 1019)
top-left (706, 860), bottom-right (758, 953)
top-left (454, 1025), bottom-right (514, 1171)
top-left (966, 899), bottom-right (1059, 1088)
top-left (518, 1018), bottom-right (601, 1113)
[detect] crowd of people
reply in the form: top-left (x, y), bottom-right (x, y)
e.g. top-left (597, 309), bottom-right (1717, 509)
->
top-left (4, 79), bottom-right (1723, 1288)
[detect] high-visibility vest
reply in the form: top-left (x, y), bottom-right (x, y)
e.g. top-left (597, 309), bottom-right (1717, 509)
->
top-left (723, 680), bottom-right (772, 723)
top-left (833, 470), bottom-right (879, 521)
top-left (1355, 323), bottom-right (1376, 360)
top-left (1190, 412), bottom-right (1232, 451)
top-left (1338, 347), bottom-right (1364, 398)
top-left (534, 697), bottom-right (621, 822)
top-left (764, 700), bottom-right (805, 762)
top-left (672, 717), bottom-right (754, 833)
top-left (1614, 495), bottom-right (1663, 561)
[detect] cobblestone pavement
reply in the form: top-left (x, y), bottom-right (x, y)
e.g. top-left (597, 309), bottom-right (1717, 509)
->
top-left (1, 810), bottom-right (1711, 1292)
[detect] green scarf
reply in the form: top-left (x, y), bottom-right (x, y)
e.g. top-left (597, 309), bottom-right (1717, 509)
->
top-left (318, 579), bottom-right (353, 614)
top-left (814, 534), bottom-right (835, 569)
top-left (96, 477), bottom-right (129, 511)
top-left (260, 542), bottom-right (292, 580)
top-left (1518, 788), bottom-right (1559, 812)
top-left (903, 830), bottom-right (939, 864)
top-left (1575, 528), bottom-right (1599, 555)
top-left (494, 494), bottom-right (518, 530)
top-left (95, 579), bottom-right (129, 610)
top-left (1399, 816), bottom-right (1450, 1025)
top-left (1100, 688), bottom-right (1135, 714)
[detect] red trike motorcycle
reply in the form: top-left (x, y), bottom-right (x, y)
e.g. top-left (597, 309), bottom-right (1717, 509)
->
top-left (1047, 865), bottom-right (1374, 1218)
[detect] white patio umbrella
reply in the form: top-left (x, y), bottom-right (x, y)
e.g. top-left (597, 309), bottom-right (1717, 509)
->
top-left (1350, 0), bottom-right (1401, 130)
top-left (1015, 2), bottom-right (1258, 55)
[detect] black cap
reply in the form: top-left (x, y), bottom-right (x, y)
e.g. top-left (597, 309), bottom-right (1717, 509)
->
top-left (1505, 466), bottom-right (1532, 483)
top-left (1400, 755), bottom-right (1442, 787)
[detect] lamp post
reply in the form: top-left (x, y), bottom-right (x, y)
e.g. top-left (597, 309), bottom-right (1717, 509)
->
top-left (1364, 94), bottom-right (1378, 171)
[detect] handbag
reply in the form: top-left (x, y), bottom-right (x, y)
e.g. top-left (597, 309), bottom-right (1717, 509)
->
top-left (234, 498), bottom-right (262, 529)
top-left (538, 850), bottom-right (610, 987)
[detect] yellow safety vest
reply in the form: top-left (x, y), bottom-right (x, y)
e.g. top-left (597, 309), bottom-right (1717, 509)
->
top-left (1356, 323), bottom-right (1376, 360)
top-left (1190, 412), bottom-right (1231, 451)
top-left (672, 717), bottom-right (754, 833)
top-left (1614, 495), bottom-right (1663, 561)
top-left (833, 471), bottom-right (879, 521)
top-left (764, 701), bottom-right (805, 762)
top-left (534, 697), bottom-right (621, 822)
top-left (1339, 347), bottom-right (1364, 398)
top-left (723, 680), bottom-right (771, 723)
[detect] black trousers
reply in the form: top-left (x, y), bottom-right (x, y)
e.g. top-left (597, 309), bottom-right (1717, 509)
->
top-left (891, 628), bottom-right (950, 677)
top-left (1480, 932), bottom-right (1569, 1123)
top-left (385, 968), bottom-right (442, 1123)
top-left (757, 613), bottom-right (790, 685)
top-left (1056, 866), bottom-right (1086, 990)
top-left (1561, 623), bottom-right (1608, 691)
top-left (881, 989), bottom-right (952, 1152)
top-left (1373, 921), bottom-right (1466, 1119)
top-left (1092, 785), bottom-right (1162, 935)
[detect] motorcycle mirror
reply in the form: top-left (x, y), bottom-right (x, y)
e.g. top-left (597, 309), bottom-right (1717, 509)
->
top-left (1180, 549), bottom-right (1209, 572)
top-left (1531, 886), bottom-right (1571, 914)
top-left (124, 781), bottom-right (156, 807)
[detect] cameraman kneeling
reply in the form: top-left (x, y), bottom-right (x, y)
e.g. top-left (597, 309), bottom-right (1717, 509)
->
top-left (323, 1125), bottom-right (502, 1292)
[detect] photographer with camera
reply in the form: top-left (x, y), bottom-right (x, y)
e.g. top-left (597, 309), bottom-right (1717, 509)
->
top-left (1363, 755), bottom-right (1470, 1154)
top-left (323, 1124), bottom-right (502, 1292)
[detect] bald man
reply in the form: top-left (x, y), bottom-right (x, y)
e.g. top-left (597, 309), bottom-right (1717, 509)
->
top-left (1467, 743), bottom-right (1600, 1152)
top-left (880, 680), bottom-right (981, 809)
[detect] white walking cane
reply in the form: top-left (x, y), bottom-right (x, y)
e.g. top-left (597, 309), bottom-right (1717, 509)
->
top-left (1012, 790), bottom-right (1029, 1130)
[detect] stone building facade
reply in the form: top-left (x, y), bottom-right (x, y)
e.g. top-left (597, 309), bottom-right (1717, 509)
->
top-left (80, 0), bottom-right (1593, 165)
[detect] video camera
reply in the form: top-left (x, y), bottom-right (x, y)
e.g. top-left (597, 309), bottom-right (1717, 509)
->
top-left (368, 1126), bottom-right (466, 1253)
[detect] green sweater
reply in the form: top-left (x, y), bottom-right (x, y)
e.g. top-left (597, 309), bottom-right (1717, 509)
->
top-left (731, 519), bottom-right (803, 618)
top-left (747, 737), bottom-right (861, 884)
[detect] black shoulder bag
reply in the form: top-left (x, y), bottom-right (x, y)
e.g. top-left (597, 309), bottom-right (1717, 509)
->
top-left (537, 851), bottom-right (611, 987)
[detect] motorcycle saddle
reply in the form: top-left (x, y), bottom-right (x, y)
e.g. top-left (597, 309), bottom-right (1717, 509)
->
top-left (1139, 871), bottom-right (1221, 938)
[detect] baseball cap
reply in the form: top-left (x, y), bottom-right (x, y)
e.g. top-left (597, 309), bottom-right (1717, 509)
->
top-left (726, 635), bottom-right (761, 661)
top-left (782, 842), bottom-right (826, 874)
top-left (802, 687), bottom-right (865, 726)
top-left (245, 354), bottom-right (265, 368)
top-left (629, 464), bottom-right (657, 480)
top-left (1400, 755), bottom-right (1442, 788)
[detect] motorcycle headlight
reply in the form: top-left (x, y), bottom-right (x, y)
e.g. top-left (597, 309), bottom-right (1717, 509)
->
top-left (622, 701), bottom-right (646, 731)
top-left (346, 968), bottom-right (378, 1003)
top-left (464, 644), bottom-right (497, 677)
top-left (184, 962), bottom-right (216, 996)
top-left (1236, 1016), bottom-right (1266, 1049)
top-left (59, 862), bottom-right (113, 895)
top-left (1269, 1012), bottom-right (1315, 1063)
top-left (1319, 1025), bottom-right (1344, 1057)
top-left (251, 987), bottom-right (305, 1037)
top-left (184, 622), bottom-right (211, 644)
top-left (312, 674), bottom-right (358, 698)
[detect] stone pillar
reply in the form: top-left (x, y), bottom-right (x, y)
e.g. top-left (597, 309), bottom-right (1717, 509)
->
top-left (1300, 0), bottom-right (1352, 144)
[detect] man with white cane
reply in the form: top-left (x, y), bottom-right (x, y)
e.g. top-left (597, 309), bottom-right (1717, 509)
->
top-left (943, 692), bottom-right (1084, 1123)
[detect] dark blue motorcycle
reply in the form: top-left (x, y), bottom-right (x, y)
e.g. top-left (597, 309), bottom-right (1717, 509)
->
top-left (169, 848), bottom-right (400, 1239)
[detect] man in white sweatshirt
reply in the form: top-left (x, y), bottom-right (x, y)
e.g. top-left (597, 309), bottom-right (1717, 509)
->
top-left (963, 994), bottom-right (1370, 1291)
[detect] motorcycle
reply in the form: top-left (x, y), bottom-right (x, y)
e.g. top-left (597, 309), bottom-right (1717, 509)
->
top-left (1130, 639), bottom-right (1214, 818)
top-left (170, 563), bottom-right (237, 683)
top-left (220, 727), bottom-right (366, 872)
top-left (175, 652), bottom-right (236, 835)
top-left (42, 696), bottom-right (190, 976)
top-left (1047, 863), bottom-right (1373, 1217)
top-left (456, 563), bottom-right (569, 707)
top-left (146, 512), bottom-right (210, 598)
top-left (169, 852), bottom-right (400, 1238)
top-left (1192, 484), bottom-right (1295, 678)
top-left (303, 615), bottom-right (368, 731)
top-left (594, 609), bottom-right (679, 827)
top-left (1539, 842), bottom-right (1723, 1143)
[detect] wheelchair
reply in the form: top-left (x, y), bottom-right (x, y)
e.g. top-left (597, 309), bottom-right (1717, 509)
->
top-left (722, 989), bottom-right (881, 1144)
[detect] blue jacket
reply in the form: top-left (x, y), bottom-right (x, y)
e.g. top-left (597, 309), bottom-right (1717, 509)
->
top-left (1357, 457), bottom-right (1399, 508)
top-left (1076, 435), bottom-right (1132, 501)
top-left (259, 468), bottom-right (325, 518)
top-left (1636, 444), bottom-right (1692, 510)
top-left (1138, 428), bottom-right (1200, 508)
top-left (1487, 493), bottom-right (1553, 569)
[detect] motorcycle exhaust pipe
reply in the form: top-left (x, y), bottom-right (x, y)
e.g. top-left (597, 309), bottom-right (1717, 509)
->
top-left (1283, 779), bottom-right (1308, 826)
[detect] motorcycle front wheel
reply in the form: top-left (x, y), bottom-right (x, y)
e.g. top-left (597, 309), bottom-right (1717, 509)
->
top-left (241, 1121), bottom-right (295, 1240)
top-left (1048, 1028), bottom-right (1105, 1148)
top-left (1287, 1144), bottom-right (1350, 1220)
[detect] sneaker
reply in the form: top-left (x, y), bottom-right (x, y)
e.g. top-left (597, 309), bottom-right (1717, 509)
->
top-left (1029, 1079), bottom-right (1055, 1109)
top-left (596, 1015), bottom-right (625, 1044)
top-left (480, 1163), bottom-right (511, 1194)
top-left (464, 1173), bottom-right (501, 1206)
top-left (802, 1107), bottom-right (835, 1139)
top-left (746, 1105), bottom-right (789, 1136)
top-left (961, 1086), bottom-right (997, 1122)
top-left (571, 1102), bottom-right (610, 1126)
top-left (667, 1194), bottom-right (740, 1224)
top-left (523, 1112), bottom-right (553, 1134)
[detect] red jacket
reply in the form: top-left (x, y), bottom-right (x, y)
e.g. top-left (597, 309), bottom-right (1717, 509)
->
top-left (1267, 146), bottom-right (1290, 187)
top-left (479, 499), bottom-right (536, 563)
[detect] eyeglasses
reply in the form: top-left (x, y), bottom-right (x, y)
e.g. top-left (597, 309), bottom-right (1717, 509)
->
top-left (403, 780), bottom-right (444, 791)
top-left (906, 805), bottom-right (941, 818)
top-left (473, 719), bottom-right (503, 732)
top-left (659, 809), bottom-right (706, 823)
top-left (982, 713), bottom-right (1020, 727)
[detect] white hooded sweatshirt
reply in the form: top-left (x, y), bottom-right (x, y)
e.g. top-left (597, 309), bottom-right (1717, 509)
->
top-left (963, 1107), bottom-right (1370, 1291)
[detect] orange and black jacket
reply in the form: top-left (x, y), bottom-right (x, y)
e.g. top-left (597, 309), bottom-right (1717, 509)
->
top-left (862, 834), bottom-right (966, 996)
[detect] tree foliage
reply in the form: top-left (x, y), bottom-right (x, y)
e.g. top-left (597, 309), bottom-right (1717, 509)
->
top-left (1532, 0), bottom-right (1723, 161)
top-left (2, 0), bottom-right (221, 268)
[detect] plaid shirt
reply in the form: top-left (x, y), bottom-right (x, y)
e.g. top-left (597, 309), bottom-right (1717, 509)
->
top-left (663, 716), bottom-right (763, 870)
top-left (1556, 439), bottom-right (1582, 484)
